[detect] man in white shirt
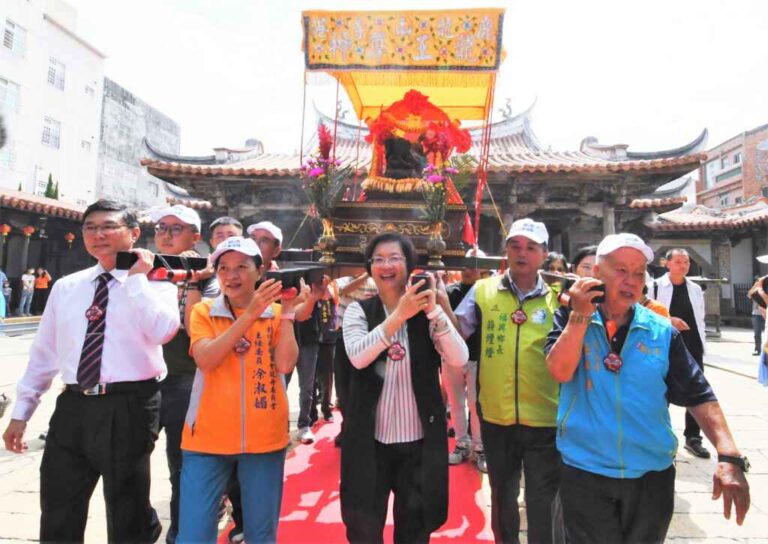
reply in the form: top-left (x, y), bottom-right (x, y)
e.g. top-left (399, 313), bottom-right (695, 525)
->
top-left (2, 199), bottom-right (180, 543)
top-left (651, 248), bottom-right (709, 458)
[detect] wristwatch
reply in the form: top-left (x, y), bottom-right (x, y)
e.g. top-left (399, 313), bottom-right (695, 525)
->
top-left (717, 454), bottom-right (750, 472)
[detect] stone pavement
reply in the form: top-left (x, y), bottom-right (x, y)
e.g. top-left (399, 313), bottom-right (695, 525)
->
top-left (0, 328), bottom-right (767, 543)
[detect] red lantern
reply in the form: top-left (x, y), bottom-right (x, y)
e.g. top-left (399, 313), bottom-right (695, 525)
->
top-left (64, 232), bottom-right (75, 249)
top-left (22, 226), bottom-right (35, 237)
top-left (0, 224), bottom-right (10, 238)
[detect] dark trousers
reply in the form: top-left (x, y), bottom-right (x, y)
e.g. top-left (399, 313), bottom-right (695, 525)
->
top-left (481, 421), bottom-right (560, 544)
top-left (40, 387), bottom-right (160, 543)
top-left (333, 333), bottom-right (352, 437)
top-left (753, 314), bottom-right (765, 351)
top-left (345, 440), bottom-right (430, 544)
top-left (33, 287), bottom-right (50, 314)
top-left (684, 348), bottom-right (705, 439)
top-left (158, 374), bottom-right (194, 543)
top-left (311, 342), bottom-right (335, 420)
top-left (293, 342), bottom-right (319, 428)
top-left (559, 463), bottom-right (675, 544)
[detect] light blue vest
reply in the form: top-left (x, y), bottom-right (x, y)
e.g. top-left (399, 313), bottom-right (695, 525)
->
top-left (557, 305), bottom-right (678, 479)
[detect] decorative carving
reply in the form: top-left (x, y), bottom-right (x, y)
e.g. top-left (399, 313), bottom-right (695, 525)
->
top-left (336, 221), bottom-right (450, 238)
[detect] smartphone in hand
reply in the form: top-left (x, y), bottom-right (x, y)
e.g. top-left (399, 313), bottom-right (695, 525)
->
top-left (411, 273), bottom-right (431, 293)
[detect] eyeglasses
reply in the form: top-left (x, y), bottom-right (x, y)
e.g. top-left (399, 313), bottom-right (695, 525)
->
top-left (82, 224), bottom-right (127, 236)
top-left (370, 255), bottom-right (406, 267)
top-left (155, 224), bottom-right (191, 237)
top-left (252, 236), bottom-right (278, 247)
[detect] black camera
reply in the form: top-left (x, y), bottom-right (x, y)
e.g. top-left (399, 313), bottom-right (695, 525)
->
top-left (412, 273), bottom-right (431, 293)
top-left (116, 251), bottom-right (209, 279)
top-left (263, 265), bottom-right (328, 292)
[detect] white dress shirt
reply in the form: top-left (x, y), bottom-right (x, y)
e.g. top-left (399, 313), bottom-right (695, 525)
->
top-left (343, 302), bottom-right (468, 444)
top-left (12, 264), bottom-right (180, 421)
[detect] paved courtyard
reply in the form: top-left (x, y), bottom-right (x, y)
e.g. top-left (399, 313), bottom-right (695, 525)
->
top-left (0, 327), bottom-right (767, 543)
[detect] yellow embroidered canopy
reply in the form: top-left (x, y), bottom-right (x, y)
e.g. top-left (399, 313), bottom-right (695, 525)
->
top-left (301, 8), bottom-right (505, 121)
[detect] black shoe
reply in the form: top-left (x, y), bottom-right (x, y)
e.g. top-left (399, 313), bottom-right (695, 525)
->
top-left (150, 508), bottom-right (162, 543)
top-left (754, 349), bottom-right (761, 356)
top-left (334, 432), bottom-right (343, 447)
top-left (447, 427), bottom-right (455, 438)
top-left (684, 438), bottom-right (710, 459)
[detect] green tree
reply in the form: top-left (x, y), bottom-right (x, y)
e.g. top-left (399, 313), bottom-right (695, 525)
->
top-left (53, 182), bottom-right (59, 200)
top-left (44, 174), bottom-right (55, 198)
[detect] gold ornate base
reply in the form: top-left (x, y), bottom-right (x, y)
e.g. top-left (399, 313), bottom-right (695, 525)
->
top-left (317, 218), bottom-right (337, 264)
top-left (361, 176), bottom-right (428, 194)
top-left (426, 222), bottom-right (447, 268)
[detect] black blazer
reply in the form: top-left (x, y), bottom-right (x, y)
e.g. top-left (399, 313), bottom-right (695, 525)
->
top-left (339, 296), bottom-right (448, 532)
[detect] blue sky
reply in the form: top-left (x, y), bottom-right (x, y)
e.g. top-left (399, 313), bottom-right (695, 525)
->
top-left (66, 0), bottom-right (768, 158)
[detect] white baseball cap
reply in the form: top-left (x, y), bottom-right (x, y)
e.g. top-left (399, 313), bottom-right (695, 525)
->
top-left (465, 248), bottom-right (487, 258)
top-left (246, 221), bottom-right (283, 245)
top-left (757, 254), bottom-right (768, 264)
top-left (210, 236), bottom-right (262, 265)
top-left (596, 233), bottom-right (654, 263)
top-left (149, 205), bottom-right (201, 232)
top-left (505, 218), bottom-right (549, 245)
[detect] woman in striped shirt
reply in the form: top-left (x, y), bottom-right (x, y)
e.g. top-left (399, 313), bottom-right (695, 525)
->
top-left (340, 232), bottom-right (468, 543)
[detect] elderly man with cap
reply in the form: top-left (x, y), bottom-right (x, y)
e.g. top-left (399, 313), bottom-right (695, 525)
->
top-left (247, 221), bottom-right (283, 271)
top-left (454, 219), bottom-right (561, 544)
top-left (546, 233), bottom-right (750, 544)
top-left (149, 204), bottom-right (218, 544)
top-left (179, 236), bottom-right (299, 542)
top-left (444, 248), bottom-right (490, 472)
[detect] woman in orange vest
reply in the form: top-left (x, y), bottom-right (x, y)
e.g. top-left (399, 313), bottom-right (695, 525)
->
top-left (32, 267), bottom-right (52, 315)
top-left (178, 237), bottom-right (299, 543)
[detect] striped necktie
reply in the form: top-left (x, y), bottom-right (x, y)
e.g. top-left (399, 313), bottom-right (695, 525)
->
top-left (77, 272), bottom-right (113, 388)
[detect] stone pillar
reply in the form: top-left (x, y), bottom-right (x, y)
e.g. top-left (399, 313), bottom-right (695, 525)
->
top-left (602, 203), bottom-right (616, 236)
top-left (20, 235), bottom-right (30, 272)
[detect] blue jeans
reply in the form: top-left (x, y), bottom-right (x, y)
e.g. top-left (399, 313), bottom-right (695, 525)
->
top-left (178, 449), bottom-right (286, 544)
top-left (19, 290), bottom-right (33, 315)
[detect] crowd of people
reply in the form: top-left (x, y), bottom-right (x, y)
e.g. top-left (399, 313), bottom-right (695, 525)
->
top-left (0, 199), bottom-right (755, 544)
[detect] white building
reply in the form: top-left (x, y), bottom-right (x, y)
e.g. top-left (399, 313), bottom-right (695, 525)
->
top-left (0, 0), bottom-right (105, 206)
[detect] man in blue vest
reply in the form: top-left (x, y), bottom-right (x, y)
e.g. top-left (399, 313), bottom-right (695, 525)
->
top-left (545, 233), bottom-right (750, 544)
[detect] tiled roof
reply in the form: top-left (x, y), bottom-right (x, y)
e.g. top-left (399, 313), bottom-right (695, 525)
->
top-left (166, 197), bottom-right (212, 209)
top-left (0, 188), bottom-right (84, 220)
top-left (142, 106), bottom-right (707, 180)
top-left (628, 196), bottom-right (688, 209)
top-left (649, 200), bottom-right (768, 232)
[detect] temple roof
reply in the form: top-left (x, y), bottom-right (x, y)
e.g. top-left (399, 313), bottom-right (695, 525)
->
top-left (648, 199), bottom-right (768, 232)
top-left (141, 104), bottom-right (707, 180)
top-left (0, 187), bottom-right (84, 220)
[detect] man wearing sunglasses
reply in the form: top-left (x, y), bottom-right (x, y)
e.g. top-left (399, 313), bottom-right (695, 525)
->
top-left (150, 204), bottom-right (218, 544)
top-left (545, 233), bottom-right (750, 544)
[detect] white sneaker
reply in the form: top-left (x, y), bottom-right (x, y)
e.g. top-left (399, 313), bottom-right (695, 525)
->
top-left (448, 444), bottom-right (470, 465)
top-left (297, 426), bottom-right (315, 444)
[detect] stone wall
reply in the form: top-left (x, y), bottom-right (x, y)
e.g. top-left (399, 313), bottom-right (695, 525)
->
top-left (96, 78), bottom-right (180, 208)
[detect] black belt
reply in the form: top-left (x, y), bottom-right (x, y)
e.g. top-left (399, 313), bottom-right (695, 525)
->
top-left (65, 378), bottom-right (159, 396)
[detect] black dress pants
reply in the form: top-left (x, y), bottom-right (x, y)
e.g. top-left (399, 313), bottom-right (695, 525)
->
top-left (481, 421), bottom-right (560, 544)
top-left (40, 387), bottom-right (160, 543)
top-left (311, 341), bottom-right (336, 420)
top-left (345, 440), bottom-right (430, 544)
top-left (559, 463), bottom-right (675, 544)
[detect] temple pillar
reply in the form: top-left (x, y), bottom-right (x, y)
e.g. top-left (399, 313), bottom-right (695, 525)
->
top-left (602, 203), bottom-right (616, 236)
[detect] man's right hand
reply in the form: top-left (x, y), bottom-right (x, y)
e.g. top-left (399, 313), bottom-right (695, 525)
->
top-left (3, 419), bottom-right (27, 453)
top-left (568, 277), bottom-right (604, 315)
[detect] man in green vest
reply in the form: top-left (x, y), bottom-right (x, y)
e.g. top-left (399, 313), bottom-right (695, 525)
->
top-left (455, 218), bottom-right (560, 544)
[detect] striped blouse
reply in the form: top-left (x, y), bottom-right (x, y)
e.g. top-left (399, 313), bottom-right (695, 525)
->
top-left (343, 301), bottom-right (468, 444)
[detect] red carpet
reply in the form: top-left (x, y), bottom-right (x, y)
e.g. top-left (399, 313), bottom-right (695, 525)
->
top-left (218, 411), bottom-right (494, 542)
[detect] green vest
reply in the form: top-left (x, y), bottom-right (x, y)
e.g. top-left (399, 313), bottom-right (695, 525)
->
top-left (474, 275), bottom-right (559, 426)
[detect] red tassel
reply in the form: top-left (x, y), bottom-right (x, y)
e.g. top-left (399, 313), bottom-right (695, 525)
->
top-left (462, 213), bottom-right (476, 246)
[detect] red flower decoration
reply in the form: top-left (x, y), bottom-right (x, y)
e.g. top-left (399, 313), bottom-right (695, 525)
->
top-left (234, 337), bottom-right (251, 354)
top-left (85, 305), bottom-right (105, 322)
top-left (387, 341), bottom-right (406, 361)
top-left (603, 352), bottom-right (623, 373)
top-left (511, 309), bottom-right (527, 325)
top-left (318, 124), bottom-right (333, 161)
